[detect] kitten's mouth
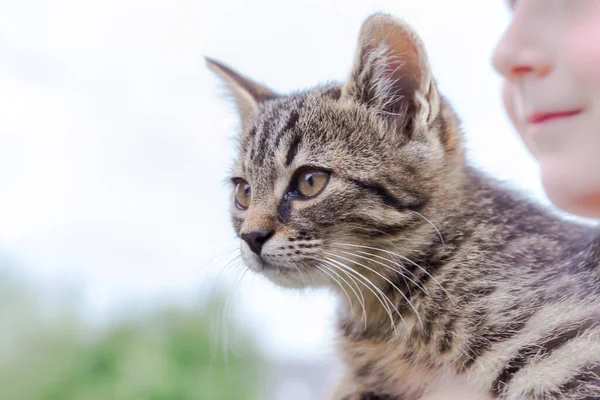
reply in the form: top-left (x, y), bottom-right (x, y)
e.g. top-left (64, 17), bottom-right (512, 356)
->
top-left (245, 253), bottom-right (291, 273)
top-left (254, 262), bottom-right (308, 288)
top-left (255, 258), bottom-right (302, 274)
top-left (243, 253), bottom-right (324, 288)
top-left (255, 259), bottom-right (282, 270)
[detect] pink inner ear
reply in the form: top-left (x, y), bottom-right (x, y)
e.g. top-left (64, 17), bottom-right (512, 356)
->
top-left (363, 21), bottom-right (423, 90)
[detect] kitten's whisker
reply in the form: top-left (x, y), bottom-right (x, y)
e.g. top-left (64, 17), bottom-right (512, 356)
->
top-left (321, 260), bottom-right (368, 329)
top-left (349, 249), bottom-right (417, 297)
top-left (343, 223), bottom-right (394, 238)
top-left (325, 257), bottom-right (399, 330)
top-left (375, 109), bottom-right (404, 118)
top-left (210, 256), bottom-right (244, 352)
top-left (215, 260), bottom-right (247, 366)
top-left (359, 249), bottom-right (427, 297)
top-left (323, 258), bottom-right (393, 329)
top-left (343, 249), bottom-right (429, 296)
top-left (322, 259), bottom-right (368, 330)
top-left (345, 249), bottom-right (428, 318)
top-left (332, 242), bottom-right (455, 306)
top-left (222, 263), bottom-right (247, 357)
top-left (325, 251), bottom-right (422, 331)
top-left (220, 254), bottom-right (244, 278)
top-left (202, 252), bottom-right (240, 300)
top-left (315, 264), bottom-right (354, 314)
top-left (410, 210), bottom-right (445, 246)
top-left (204, 246), bottom-right (243, 285)
top-left (293, 262), bottom-right (310, 286)
top-left (321, 264), bottom-right (367, 329)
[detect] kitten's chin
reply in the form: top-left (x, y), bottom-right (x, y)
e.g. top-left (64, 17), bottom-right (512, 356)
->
top-left (243, 255), bottom-right (324, 289)
top-left (261, 268), bottom-right (311, 289)
top-left (258, 263), bottom-right (317, 289)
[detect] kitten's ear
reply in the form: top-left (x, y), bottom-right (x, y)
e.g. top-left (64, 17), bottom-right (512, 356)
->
top-left (205, 57), bottom-right (278, 129)
top-left (343, 14), bottom-right (440, 127)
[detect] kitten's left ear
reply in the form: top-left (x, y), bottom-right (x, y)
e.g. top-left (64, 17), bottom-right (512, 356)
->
top-left (343, 14), bottom-right (441, 129)
top-left (206, 57), bottom-right (278, 130)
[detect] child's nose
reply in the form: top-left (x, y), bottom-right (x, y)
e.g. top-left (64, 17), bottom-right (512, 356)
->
top-left (492, 19), bottom-right (551, 81)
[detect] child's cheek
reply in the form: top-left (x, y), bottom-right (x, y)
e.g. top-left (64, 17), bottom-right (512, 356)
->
top-left (567, 10), bottom-right (600, 85)
top-left (502, 82), bottom-right (537, 157)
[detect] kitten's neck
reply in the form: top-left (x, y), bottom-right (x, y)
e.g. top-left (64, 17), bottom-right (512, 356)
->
top-left (335, 165), bottom-right (592, 341)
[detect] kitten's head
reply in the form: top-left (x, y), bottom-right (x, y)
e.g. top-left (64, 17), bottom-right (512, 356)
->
top-left (207, 14), bottom-right (465, 289)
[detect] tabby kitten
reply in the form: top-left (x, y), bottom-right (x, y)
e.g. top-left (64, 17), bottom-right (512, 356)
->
top-left (207, 14), bottom-right (600, 400)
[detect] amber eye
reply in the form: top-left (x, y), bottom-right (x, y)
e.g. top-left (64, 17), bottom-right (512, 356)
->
top-left (234, 180), bottom-right (251, 210)
top-left (296, 169), bottom-right (330, 198)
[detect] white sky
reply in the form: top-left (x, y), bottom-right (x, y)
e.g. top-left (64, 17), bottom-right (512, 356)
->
top-left (0, 0), bottom-right (551, 361)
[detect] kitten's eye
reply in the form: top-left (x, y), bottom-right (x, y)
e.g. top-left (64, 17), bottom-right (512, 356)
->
top-left (234, 180), bottom-right (251, 210)
top-left (296, 169), bottom-right (330, 198)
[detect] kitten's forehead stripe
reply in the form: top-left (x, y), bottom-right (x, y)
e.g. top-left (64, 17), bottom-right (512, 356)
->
top-left (245, 118), bottom-right (266, 172)
top-left (251, 108), bottom-right (277, 168)
top-left (244, 95), bottom-right (308, 177)
top-left (284, 134), bottom-right (302, 167)
top-left (273, 101), bottom-right (303, 153)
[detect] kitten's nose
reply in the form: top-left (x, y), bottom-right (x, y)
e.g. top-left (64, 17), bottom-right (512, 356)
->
top-left (241, 229), bottom-right (275, 255)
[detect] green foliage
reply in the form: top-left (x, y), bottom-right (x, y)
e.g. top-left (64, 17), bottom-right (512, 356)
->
top-left (0, 276), bottom-right (265, 400)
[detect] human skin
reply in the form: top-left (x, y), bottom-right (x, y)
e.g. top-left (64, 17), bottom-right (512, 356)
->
top-left (493, 0), bottom-right (600, 218)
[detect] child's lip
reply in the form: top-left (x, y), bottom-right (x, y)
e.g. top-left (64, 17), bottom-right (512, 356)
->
top-left (527, 109), bottom-right (584, 124)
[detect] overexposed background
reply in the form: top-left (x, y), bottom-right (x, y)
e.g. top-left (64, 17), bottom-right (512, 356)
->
top-left (0, 0), bottom-right (542, 395)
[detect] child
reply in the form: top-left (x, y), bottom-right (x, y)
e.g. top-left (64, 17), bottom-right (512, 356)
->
top-left (492, 0), bottom-right (600, 218)
top-left (422, 2), bottom-right (599, 399)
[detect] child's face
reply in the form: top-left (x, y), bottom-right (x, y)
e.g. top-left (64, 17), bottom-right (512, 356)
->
top-left (493, 0), bottom-right (600, 218)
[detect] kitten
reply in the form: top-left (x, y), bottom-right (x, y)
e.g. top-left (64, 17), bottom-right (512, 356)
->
top-left (207, 13), bottom-right (600, 400)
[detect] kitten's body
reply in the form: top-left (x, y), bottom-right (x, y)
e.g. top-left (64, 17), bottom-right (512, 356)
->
top-left (333, 168), bottom-right (600, 399)
top-left (208, 14), bottom-right (600, 400)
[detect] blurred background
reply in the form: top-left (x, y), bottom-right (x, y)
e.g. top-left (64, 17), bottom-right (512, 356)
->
top-left (0, 0), bottom-right (549, 398)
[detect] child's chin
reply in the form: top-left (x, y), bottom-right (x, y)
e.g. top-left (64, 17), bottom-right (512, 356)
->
top-left (540, 159), bottom-right (600, 217)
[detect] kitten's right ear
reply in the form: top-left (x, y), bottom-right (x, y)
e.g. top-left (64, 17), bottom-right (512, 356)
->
top-left (343, 14), bottom-right (441, 131)
top-left (205, 57), bottom-right (278, 129)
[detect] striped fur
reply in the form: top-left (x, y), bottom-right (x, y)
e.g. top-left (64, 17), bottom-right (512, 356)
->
top-left (207, 13), bottom-right (600, 400)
